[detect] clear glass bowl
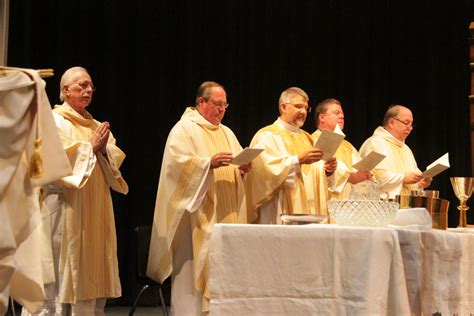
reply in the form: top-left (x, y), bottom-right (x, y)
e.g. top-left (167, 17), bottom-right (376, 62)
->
top-left (328, 200), bottom-right (399, 227)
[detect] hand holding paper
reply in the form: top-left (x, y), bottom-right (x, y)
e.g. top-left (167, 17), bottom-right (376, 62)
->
top-left (422, 152), bottom-right (449, 179)
top-left (352, 151), bottom-right (386, 171)
top-left (231, 147), bottom-right (264, 165)
top-left (313, 129), bottom-right (345, 160)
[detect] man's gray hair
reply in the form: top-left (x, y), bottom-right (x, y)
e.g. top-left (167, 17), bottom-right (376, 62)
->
top-left (59, 66), bottom-right (89, 102)
top-left (195, 81), bottom-right (224, 105)
top-left (278, 87), bottom-right (309, 106)
top-left (383, 104), bottom-right (406, 126)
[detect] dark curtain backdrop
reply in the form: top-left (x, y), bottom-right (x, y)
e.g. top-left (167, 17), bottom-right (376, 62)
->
top-left (8, 0), bottom-right (474, 305)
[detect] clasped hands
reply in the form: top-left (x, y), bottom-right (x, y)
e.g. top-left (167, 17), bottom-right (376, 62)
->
top-left (210, 152), bottom-right (252, 174)
top-left (91, 122), bottom-right (110, 154)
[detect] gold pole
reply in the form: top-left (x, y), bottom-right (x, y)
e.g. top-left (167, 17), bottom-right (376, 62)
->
top-left (0, 0), bottom-right (9, 66)
top-left (0, 68), bottom-right (54, 78)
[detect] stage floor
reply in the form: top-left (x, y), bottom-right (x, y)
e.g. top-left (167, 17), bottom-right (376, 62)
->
top-left (106, 306), bottom-right (166, 315)
top-left (6, 306), bottom-right (167, 316)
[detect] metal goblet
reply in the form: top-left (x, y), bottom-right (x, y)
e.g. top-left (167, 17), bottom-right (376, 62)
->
top-left (450, 177), bottom-right (474, 227)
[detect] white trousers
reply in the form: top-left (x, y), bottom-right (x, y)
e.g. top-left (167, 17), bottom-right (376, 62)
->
top-left (71, 299), bottom-right (106, 316)
top-left (170, 212), bottom-right (204, 316)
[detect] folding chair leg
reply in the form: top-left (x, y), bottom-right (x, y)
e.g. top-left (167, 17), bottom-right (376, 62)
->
top-left (128, 284), bottom-right (149, 316)
top-left (10, 297), bottom-right (17, 316)
top-left (158, 286), bottom-right (168, 316)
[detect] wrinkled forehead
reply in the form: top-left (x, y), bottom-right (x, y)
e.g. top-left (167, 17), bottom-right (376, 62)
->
top-left (326, 103), bottom-right (343, 113)
top-left (397, 108), bottom-right (413, 120)
top-left (288, 94), bottom-right (308, 104)
top-left (209, 86), bottom-right (226, 100)
top-left (73, 71), bottom-right (91, 83)
top-left (65, 70), bottom-right (91, 85)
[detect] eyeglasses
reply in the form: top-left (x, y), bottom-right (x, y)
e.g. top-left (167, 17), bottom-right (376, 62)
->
top-left (71, 81), bottom-right (96, 92)
top-left (392, 117), bottom-right (415, 128)
top-left (286, 103), bottom-right (312, 113)
top-left (208, 99), bottom-right (229, 110)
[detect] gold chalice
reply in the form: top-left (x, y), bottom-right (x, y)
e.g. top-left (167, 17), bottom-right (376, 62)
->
top-left (450, 177), bottom-right (474, 227)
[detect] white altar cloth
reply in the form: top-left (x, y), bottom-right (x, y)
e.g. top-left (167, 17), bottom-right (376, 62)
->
top-left (208, 224), bottom-right (410, 315)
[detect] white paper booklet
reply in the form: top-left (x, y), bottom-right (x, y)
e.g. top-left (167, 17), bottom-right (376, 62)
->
top-left (422, 152), bottom-right (450, 179)
top-left (352, 151), bottom-right (386, 171)
top-left (313, 129), bottom-right (345, 160)
top-left (231, 147), bottom-right (264, 165)
top-left (334, 123), bottom-right (345, 136)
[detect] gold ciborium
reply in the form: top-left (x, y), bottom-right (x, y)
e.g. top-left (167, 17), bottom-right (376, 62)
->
top-left (450, 177), bottom-right (474, 227)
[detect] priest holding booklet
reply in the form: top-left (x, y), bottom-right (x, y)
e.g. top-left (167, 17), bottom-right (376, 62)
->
top-left (246, 87), bottom-right (337, 224)
top-left (359, 104), bottom-right (432, 198)
top-left (147, 81), bottom-right (251, 315)
top-left (312, 98), bottom-right (373, 200)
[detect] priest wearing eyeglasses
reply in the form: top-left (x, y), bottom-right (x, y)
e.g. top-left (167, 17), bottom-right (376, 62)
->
top-left (359, 104), bottom-right (432, 198)
top-left (147, 81), bottom-right (250, 315)
top-left (24, 66), bottom-right (129, 315)
top-left (246, 87), bottom-right (337, 224)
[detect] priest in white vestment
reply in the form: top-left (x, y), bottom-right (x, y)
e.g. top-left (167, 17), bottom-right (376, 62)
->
top-left (312, 98), bottom-right (372, 200)
top-left (246, 87), bottom-right (337, 224)
top-left (0, 67), bottom-right (71, 315)
top-left (147, 81), bottom-right (250, 315)
top-left (22, 67), bottom-right (128, 316)
top-left (359, 105), bottom-right (432, 198)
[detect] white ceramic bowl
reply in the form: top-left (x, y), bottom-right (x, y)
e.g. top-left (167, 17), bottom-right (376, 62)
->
top-left (328, 200), bottom-right (399, 227)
